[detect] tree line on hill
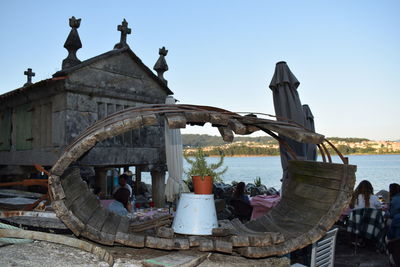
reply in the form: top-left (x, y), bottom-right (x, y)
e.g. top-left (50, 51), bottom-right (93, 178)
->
top-left (182, 134), bottom-right (398, 156)
top-left (182, 134), bottom-right (274, 148)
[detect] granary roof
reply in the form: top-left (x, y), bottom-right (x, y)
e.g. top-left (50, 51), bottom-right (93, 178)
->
top-left (0, 46), bottom-right (173, 101)
top-left (53, 46), bottom-right (173, 95)
top-left (0, 77), bottom-right (67, 101)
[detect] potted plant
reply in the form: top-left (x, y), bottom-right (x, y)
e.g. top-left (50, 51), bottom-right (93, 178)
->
top-left (184, 148), bottom-right (227, 194)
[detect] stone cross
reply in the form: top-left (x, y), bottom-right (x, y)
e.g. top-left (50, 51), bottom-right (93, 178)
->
top-left (24, 68), bottom-right (35, 86)
top-left (114, 19), bottom-right (132, 49)
top-left (153, 47), bottom-right (169, 85)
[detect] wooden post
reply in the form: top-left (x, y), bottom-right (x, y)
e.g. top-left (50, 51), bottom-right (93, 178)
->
top-left (151, 170), bottom-right (165, 208)
top-left (95, 167), bottom-right (107, 197)
top-left (135, 166), bottom-right (141, 195)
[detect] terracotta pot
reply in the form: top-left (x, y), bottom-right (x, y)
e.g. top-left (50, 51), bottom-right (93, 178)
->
top-left (192, 175), bottom-right (213, 194)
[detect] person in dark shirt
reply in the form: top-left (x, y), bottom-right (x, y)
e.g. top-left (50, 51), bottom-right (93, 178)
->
top-left (108, 187), bottom-right (132, 216)
top-left (388, 183), bottom-right (400, 240)
top-left (232, 182), bottom-right (250, 204)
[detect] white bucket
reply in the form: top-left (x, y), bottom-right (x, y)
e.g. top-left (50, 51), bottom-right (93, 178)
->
top-left (172, 193), bottom-right (218, 235)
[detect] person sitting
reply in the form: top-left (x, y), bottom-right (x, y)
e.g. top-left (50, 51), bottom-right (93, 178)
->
top-left (93, 186), bottom-right (103, 200)
top-left (347, 180), bottom-right (383, 249)
top-left (113, 173), bottom-right (133, 198)
top-left (124, 170), bottom-right (134, 188)
top-left (232, 182), bottom-right (250, 204)
top-left (350, 180), bottom-right (382, 210)
top-left (387, 183), bottom-right (400, 266)
top-left (108, 187), bottom-right (132, 216)
top-left (230, 182), bottom-right (252, 222)
top-left (387, 183), bottom-right (400, 240)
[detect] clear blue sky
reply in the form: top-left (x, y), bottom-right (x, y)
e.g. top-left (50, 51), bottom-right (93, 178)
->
top-left (1, 1), bottom-right (399, 140)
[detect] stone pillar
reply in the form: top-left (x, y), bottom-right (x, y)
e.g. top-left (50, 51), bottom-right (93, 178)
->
top-left (95, 167), bottom-right (108, 197)
top-left (150, 170), bottom-right (166, 208)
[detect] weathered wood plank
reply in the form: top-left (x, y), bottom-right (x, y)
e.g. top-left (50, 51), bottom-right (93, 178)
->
top-left (188, 235), bottom-right (201, 247)
top-left (115, 233), bottom-right (145, 248)
top-left (289, 160), bottom-right (356, 180)
top-left (142, 114), bottom-right (158, 126)
top-left (83, 208), bottom-right (109, 241)
top-left (116, 216), bottom-right (130, 236)
top-left (198, 238), bottom-right (214, 252)
top-left (271, 197), bottom-right (328, 223)
top-left (212, 227), bottom-right (233, 237)
top-left (156, 226), bottom-right (174, 239)
top-left (209, 113), bottom-right (229, 126)
top-left (51, 200), bottom-right (85, 236)
top-left (218, 127), bottom-right (234, 143)
top-left (69, 190), bottom-right (100, 224)
top-left (291, 173), bottom-right (342, 190)
top-left (1, 216), bottom-right (69, 231)
top-left (183, 111), bottom-right (209, 126)
top-left (214, 239), bottom-right (232, 253)
top-left (227, 119), bottom-right (247, 134)
top-left (99, 212), bottom-right (121, 245)
top-left (62, 180), bottom-right (89, 208)
top-left (165, 113), bottom-right (187, 129)
top-left (48, 175), bottom-right (65, 201)
top-left (231, 235), bottom-right (250, 247)
top-left (285, 181), bottom-right (339, 202)
top-left (145, 236), bottom-right (175, 250)
top-left (248, 235), bottom-right (273, 247)
top-left (173, 238), bottom-right (190, 250)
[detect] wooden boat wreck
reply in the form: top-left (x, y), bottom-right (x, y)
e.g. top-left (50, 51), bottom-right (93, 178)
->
top-left (46, 104), bottom-right (356, 258)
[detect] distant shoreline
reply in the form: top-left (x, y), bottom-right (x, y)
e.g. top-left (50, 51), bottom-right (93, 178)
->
top-left (204, 153), bottom-right (400, 158)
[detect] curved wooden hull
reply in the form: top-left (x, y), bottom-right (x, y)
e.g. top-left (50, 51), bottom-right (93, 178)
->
top-left (48, 104), bottom-right (356, 257)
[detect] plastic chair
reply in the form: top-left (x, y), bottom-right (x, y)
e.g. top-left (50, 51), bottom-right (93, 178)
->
top-left (291, 228), bottom-right (338, 267)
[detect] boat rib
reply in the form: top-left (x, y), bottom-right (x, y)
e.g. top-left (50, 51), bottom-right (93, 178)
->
top-left (48, 104), bottom-right (356, 257)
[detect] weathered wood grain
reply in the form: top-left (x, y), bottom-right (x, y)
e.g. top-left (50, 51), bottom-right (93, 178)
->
top-left (99, 212), bottom-right (121, 245)
top-left (83, 208), bottom-right (109, 241)
top-left (198, 239), bottom-right (214, 252)
top-left (145, 236), bottom-right (175, 250)
top-left (69, 190), bottom-right (100, 224)
top-left (173, 238), bottom-right (190, 250)
top-left (115, 233), bottom-right (145, 248)
top-left (156, 226), bottom-right (174, 239)
top-left (217, 127), bottom-right (234, 143)
top-left (214, 239), bottom-right (232, 254)
top-left (231, 235), bottom-right (250, 247)
top-left (228, 119), bottom-right (247, 134)
top-left (188, 235), bottom-right (202, 247)
top-left (165, 113), bottom-right (186, 129)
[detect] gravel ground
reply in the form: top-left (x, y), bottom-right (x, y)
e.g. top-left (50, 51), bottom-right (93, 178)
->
top-left (0, 240), bottom-right (290, 267)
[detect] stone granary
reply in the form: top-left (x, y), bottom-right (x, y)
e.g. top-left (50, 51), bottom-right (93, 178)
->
top-left (0, 17), bottom-right (173, 207)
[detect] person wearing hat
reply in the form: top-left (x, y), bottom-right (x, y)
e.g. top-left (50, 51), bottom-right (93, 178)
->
top-left (113, 173), bottom-right (133, 197)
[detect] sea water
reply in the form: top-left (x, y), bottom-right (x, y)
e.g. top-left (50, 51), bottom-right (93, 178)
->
top-left (140, 154), bottom-right (400, 192)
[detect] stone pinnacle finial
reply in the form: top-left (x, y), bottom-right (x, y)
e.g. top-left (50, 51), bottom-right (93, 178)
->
top-left (114, 19), bottom-right (132, 49)
top-left (23, 68), bottom-right (35, 86)
top-left (153, 47), bottom-right (169, 85)
top-left (62, 16), bottom-right (82, 69)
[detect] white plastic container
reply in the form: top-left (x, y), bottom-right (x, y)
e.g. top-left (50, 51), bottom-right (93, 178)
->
top-left (172, 193), bottom-right (218, 235)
